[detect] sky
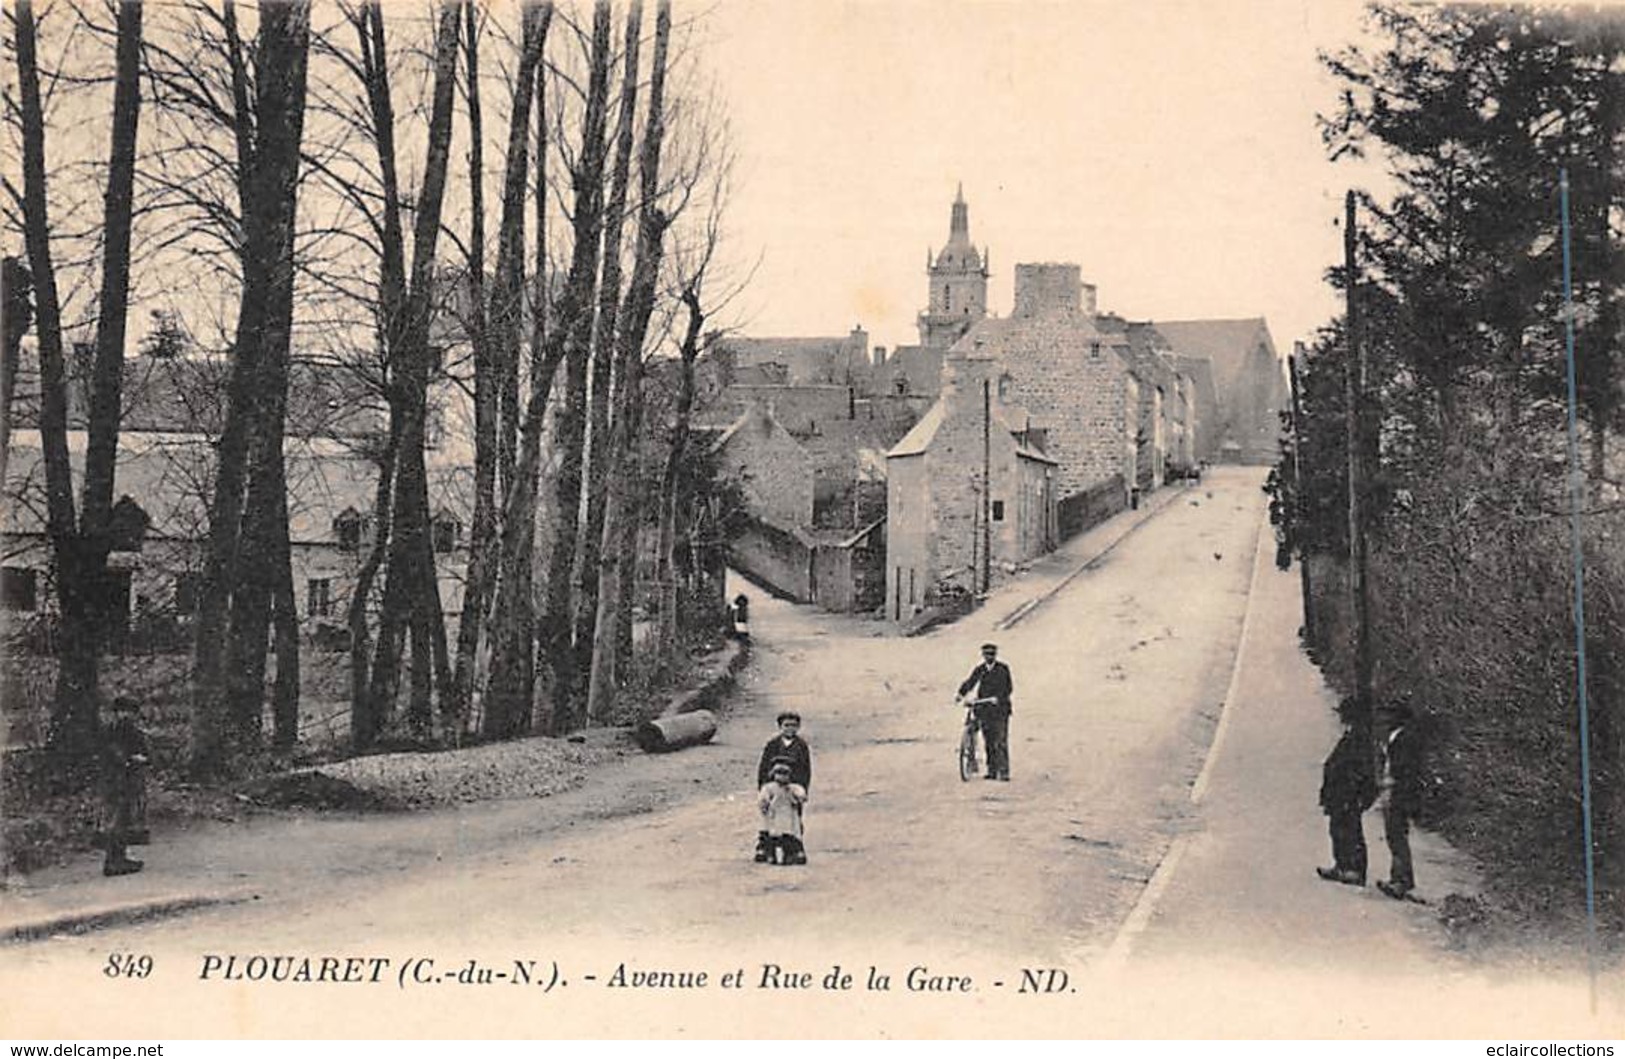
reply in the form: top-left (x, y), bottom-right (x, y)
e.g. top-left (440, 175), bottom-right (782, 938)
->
top-left (699, 0), bottom-right (1384, 355)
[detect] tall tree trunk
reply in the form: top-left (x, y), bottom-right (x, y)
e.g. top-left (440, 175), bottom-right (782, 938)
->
top-left (192, 0), bottom-right (311, 772)
top-left (449, 0), bottom-right (492, 736)
top-left (476, 0), bottom-right (553, 739)
top-left (270, 480), bottom-right (301, 753)
top-left (656, 292), bottom-right (704, 673)
top-left (348, 426), bottom-right (397, 748)
top-left (219, 0), bottom-right (311, 761)
top-left (567, 0), bottom-right (644, 729)
top-left (587, 0), bottom-right (672, 724)
top-left (487, 0), bottom-right (611, 740)
top-left (15, 0), bottom-right (143, 754)
top-left (361, 0), bottom-right (461, 742)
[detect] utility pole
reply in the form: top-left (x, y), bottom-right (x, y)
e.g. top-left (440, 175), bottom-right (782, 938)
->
top-left (982, 377), bottom-right (992, 594)
top-left (1343, 190), bottom-right (1374, 735)
top-left (1289, 346), bottom-right (1315, 647)
top-left (1559, 167), bottom-right (1598, 1007)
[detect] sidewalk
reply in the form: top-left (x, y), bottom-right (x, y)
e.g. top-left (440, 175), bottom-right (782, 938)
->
top-left (0, 477), bottom-right (1201, 944)
top-left (985, 473), bottom-right (1194, 630)
top-left (1091, 520), bottom-right (1621, 1036)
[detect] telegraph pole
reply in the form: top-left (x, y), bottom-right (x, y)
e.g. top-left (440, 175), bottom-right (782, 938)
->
top-left (1344, 191), bottom-right (1374, 733)
top-left (1289, 346), bottom-right (1315, 647)
top-left (982, 377), bottom-right (992, 594)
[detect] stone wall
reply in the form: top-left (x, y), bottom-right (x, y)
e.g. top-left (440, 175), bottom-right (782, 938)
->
top-left (965, 312), bottom-right (1137, 501)
top-left (728, 517), bottom-right (812, 602)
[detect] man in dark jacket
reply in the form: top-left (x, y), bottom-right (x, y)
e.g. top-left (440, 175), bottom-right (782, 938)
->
top-left (755, 712), bottom-right (811, 862)
top-left (957, 643), bottom-right (1013, 781)
top-left (101, 696), bottom-right (149, 877)
top-left (1317, 698), bottom-right (1376, 886)
top-left (1377, 697), bottom-right (1425, 900)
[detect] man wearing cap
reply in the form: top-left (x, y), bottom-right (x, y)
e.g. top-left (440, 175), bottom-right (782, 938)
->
top-left (1377, 695), bottom-right (1425, 900)
top-left (957, 643), bottom-right (1014, 781)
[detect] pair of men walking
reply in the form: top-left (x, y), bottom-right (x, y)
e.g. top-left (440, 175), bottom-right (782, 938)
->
top-left (1318, 694), bottom-right (1424, 901)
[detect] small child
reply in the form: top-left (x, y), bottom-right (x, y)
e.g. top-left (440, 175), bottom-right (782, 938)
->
top-left (755, 711), bottom-right (811, 862)
top-left (101, 695), bottom-right (149, 877)
top-left (757, 757), bottom-right (807, 866)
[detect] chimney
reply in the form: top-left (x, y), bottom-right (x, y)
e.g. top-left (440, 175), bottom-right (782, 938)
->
top-left (1012, 263), bottom-right (1082, 318)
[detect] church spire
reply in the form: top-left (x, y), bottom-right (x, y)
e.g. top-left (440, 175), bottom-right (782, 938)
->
top-left (950, 182), bottom-right (969, 241)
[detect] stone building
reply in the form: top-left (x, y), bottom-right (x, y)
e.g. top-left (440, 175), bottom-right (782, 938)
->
top-left (950, 263), bottom-right (1141, 508)
top-left (708, 400), bottom-right (912, 613)
top-left (885, 352), bottom-right (1057, 622)
top-left (1153, 318), bottom-right (1285, 464)
top-left (1, 429), bottom-right (470, 649)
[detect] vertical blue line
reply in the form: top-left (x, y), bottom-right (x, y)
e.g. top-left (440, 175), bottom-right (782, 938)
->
top-left (1559, 168), bottom-right (1598, 999)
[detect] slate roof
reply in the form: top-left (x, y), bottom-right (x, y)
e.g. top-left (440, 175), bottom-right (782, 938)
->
top-left (885, 398), bottom-right (1056, 464)
top-left (4, 430), bottom-right (469, 547)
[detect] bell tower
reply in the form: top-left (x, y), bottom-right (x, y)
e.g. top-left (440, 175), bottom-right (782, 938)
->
top-left (917, 184), bottom-right (989, 349)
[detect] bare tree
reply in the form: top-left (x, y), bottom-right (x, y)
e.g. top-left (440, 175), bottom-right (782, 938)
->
top-left (559, 0), bottom-right (643, 731)
top-left (585, 0), bottom-right (672, 725)
top-left (483, 0), bottom-right (609, 740)
top-left (189, 0), bottom-right (313, 771)
top-left (345, 0), bottom-right (463, 748)
top-left (13, 0), bottom-right (144, 755)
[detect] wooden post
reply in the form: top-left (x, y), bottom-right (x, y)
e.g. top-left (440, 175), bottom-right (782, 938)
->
top-left (1343, 191), bottom-right (1374, 733)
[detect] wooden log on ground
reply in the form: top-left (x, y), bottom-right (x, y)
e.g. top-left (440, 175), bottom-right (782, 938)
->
top-left (635, 709), bottom-right (717, 753)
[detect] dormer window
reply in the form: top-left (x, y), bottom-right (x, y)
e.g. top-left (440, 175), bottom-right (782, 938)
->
top-left (108, 496), bottom-right (150, 552)
top-left (432, 514), bottom-right (461, 554)
top-left (334, 507), bottom-right (365, 552)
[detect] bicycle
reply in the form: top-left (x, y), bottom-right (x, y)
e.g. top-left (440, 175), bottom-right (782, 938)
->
top-left (956, 697), bottom-right (997, 781)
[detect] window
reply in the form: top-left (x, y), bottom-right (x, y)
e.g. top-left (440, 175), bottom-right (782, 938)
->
top-left (992, 500), bottom-right (1005, 522)
top-left (334, 508), bottom-right (364, 552)
top-left (432, 516), bottom-right (460, 554)
top-left (1089, 342), bottom-right (1102, 359)
top-left (307, 577), bottom-right (333, 618)
top-left (2, 568), bottom-right (38, 611)
top-left (173, 571), bottom-right (202, 616)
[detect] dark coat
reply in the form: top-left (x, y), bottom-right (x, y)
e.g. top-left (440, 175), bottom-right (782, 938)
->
top-left (1319, 728), bottom-right (1376, 815)
top-left (102, 715), bottom-right (148, 773)
top-left (757, 734), bottom-right (812, 791)
top-left (1384, 724), bottom-right (1425, 816)
top-left (958, 660), bottom-right (1013, 715)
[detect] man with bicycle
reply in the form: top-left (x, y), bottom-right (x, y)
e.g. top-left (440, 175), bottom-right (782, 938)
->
top-left (956, 643), bottom-right (1013, 781)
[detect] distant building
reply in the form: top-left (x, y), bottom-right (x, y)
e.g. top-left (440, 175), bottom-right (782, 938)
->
top-left (1153, 318), bottom-right (1285, 465)
top-left (885, 352), bottom-right (1057, 622)
top-left (718, 326), bottom-right (872, 390)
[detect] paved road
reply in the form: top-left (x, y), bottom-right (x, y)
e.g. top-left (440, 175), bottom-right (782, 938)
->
top-left (4, 471), bottom-right (1278, 1036)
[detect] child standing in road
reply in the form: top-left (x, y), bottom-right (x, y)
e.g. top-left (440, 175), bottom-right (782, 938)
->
top-left (755, 711), bottom-right (811, 862)
top-left (757, 757), bottom-right (807, 866)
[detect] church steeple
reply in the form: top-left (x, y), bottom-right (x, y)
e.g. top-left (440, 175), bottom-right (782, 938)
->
top-left (918, 185), bottom-right (989, 350)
